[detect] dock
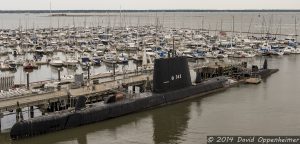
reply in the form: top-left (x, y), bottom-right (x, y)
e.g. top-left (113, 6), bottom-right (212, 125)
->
top-left (29, 69), bottom-right (150, 89)
top-left (0, 74), bottom-right (152, 112)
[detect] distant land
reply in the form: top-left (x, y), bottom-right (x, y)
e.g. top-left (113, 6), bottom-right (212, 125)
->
top-left (0, 9), bottom-right (300, 13)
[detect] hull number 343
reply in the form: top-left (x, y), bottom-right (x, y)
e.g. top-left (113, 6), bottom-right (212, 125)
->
top-left (171, 74), bottom-right (182, 81)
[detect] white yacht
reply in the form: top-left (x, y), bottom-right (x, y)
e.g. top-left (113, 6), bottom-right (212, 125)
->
top-left (65, 56), bottom-right (78, 66)
top-left (283, 46), bottom-right (294, 55)
top-left (103, 52), bottom-right (117, 63)
top-left (291, 48), bottom-right (300, 54)
top-left (50, 56), bottom-right (64, 67)
top-left (117, 53), bottom-right (129, 64)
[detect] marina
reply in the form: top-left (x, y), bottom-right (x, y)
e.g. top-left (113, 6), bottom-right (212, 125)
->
top-left (0, 10), bottom-right (298, 143)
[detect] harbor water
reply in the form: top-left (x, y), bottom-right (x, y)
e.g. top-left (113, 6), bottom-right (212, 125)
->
top-left (0, 12), bottom-right (299, 143)
top-left (0, 11), bottom-right (299, 83)
top-left (0, 55), bottom-right (299, 144)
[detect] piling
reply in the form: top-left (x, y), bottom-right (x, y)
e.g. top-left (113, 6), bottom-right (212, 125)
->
top-left (16, 102), bottom-right (23, 122)
top-left (26, 72), bottom-right (29, 90)
top-left (113, 63), bottom-right (116, 76)
top-left (58, 68), bottom-right (61, 81)
top-left (172, 37), bottom-right (175, 57)
top-left (30, 106), bottom-right (34, 118)
top-left (87, 64), bottom-right (90, 80)
top-left (0, 112), bottom-right (3, 131)
top-left (135, 61), bottom-right (138, 74)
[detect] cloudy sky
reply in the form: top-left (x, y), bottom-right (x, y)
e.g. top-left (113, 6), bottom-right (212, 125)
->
top-left (0, 0), bottom-right (299, 10)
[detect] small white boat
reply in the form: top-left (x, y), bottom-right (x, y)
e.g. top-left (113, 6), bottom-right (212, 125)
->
top-left (44, 82), bottom-right (60, 89)
top-left (291, 48), bottom-right (300, 54)
top-left (65, 56), bottom-right (78, 66)
top-left (145, 48), bottom-right (156, 57)
top-left (61, 75), bottom-right (74, 82)
top-left (117, 53), bottom-right (129, 64)
top-left (244, 51), bottom-right (256, 58)
top-left (270, 49), bottom-right (284, 56)
top-left (245, 77), bottom-right (262, 84)
top-left (205, 52), bottom-right (218, 58)
top-left (0, 61), bottom-right (10, 71)
top-left (35, 46), bottom-right (44, 54)
top-left (80, 52), bottom-right (91, 64)
top-left (45, 47), bottom-right (54, 53)
top-left (50, 57), bottom-right (64, 67)
top-left (103, 52), bottom-right (117, 63)
top-left (283, 46), bottom-right (294, 55)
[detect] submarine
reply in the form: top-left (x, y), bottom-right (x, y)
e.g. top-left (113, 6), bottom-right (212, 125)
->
top-left (10, 57), bottom-right (278, 139)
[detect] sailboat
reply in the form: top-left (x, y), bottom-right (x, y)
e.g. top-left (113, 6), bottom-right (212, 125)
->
top-left (141, 45), bottom-right (153, 71)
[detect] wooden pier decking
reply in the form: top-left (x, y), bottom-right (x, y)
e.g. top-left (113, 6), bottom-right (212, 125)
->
top-left (29, 69), bottom-right (150, 89)
top-left (0, 74), bottom-right (152, 112)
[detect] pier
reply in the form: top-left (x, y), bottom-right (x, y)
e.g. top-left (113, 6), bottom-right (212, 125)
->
top-left (0, 74), bottom-right (152, 112)
top-left (0, 62), bottom-right (264, 113)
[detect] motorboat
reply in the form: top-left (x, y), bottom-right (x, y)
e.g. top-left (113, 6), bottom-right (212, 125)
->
top-left (50, 56), bottom-right (64, 67)
top-left (5, 60), bottom-right (17, 70)
top-left (80, 52), bottom-right (91, 64)
top-left (283, 46), bottom-right (294, 55)
top-left (205, 51), bottom-right (218, 59)
top-left (65, 56), bottom-right (78, 66)
top-left (23, 60), bottom-right (38, 70)
top-left (270, 49), bottom-right (284, 56)
top-left (291, 48), bottom-right (300, 54)
top-left (117, 53), bottom-right (129, 64)
top-left (103, 52), bottom-right (117, 64)
top-left (92, 56), bottom-right (102, 66)
top-left (35, 46), bottom-right (44, 54)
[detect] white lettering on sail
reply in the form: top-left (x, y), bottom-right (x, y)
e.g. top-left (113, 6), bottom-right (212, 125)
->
top-left (171, 74), bottom-right (182, 80)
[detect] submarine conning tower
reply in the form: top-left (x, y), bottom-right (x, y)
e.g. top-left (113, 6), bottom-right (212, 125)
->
top-left (153, 57), bottom-right (192, 93)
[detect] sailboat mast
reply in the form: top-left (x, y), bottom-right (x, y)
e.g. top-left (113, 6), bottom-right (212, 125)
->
top-left (233, 15), bottom-right (235, 35)
top-left (202, 16), bottom-right (204, 31)
top-left (155, 12), bottom-right (159, 49)
top-left (49, 0), bottom-right (52, 28)
top-left (295, 16), bottom-right (298, 42)
top-left (247, 16), bottom-right (253, 37)
top-left (119, 6), bottom-right (122, 28)
top-left (231, 16), bottom-right (234, 48)
top-left (279, 18), bottom-right (282, 40)
top-left (72, 16), bottom-right (75, 28)
top-left (221, 19), bottom-right (223, 32)
top-left (57, 17), bottom-right (60, 29)
top-left (240, 15), bottom-right (243, 37)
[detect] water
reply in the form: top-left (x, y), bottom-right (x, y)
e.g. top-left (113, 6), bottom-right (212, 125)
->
top-left (0, 56), bottom-right (298, 144)
top-left (1, 12), bottom-right (299, 83)
top-left (1, 11), bottom-right (300, 83)
top-left (0, 12), bottom-right (299, 36)
top-left (0, 12), bottom-right (300, 144)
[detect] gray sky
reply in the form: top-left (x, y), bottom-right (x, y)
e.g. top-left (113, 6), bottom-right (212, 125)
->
top-left (0, 0), bottom-right (299, 10)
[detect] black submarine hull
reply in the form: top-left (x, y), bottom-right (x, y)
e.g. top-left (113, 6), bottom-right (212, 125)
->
top-left (10, 77), bottom-right (227, 139)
